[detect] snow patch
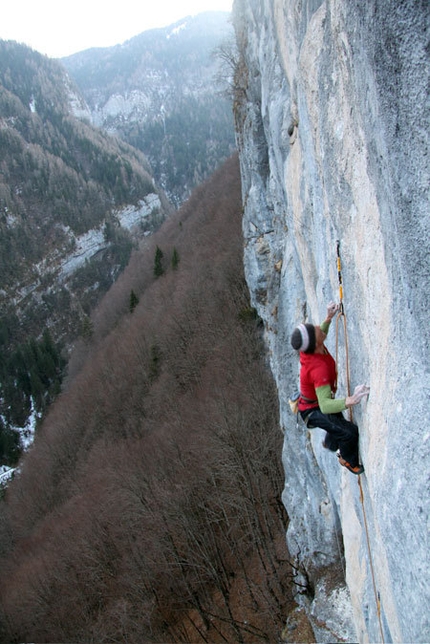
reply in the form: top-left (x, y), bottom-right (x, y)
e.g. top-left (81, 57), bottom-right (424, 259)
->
top-left (6, 213), bottom-right (19, 227)
top-left (116, 194), bottom-right (161, 231)
top-left (0, 466), bottom-right (15, 485)
top-left (1, 401), bottom-right (40, 487)
top-left (59, 228), bottom-right (107, 278)
top-left (167, 22), bottom-right (188, 39)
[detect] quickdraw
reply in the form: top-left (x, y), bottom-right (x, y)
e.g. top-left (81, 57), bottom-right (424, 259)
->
top-left (336, 240), bottom-right (344, 315)
top-left (335, 240), bottom-right (351, 409)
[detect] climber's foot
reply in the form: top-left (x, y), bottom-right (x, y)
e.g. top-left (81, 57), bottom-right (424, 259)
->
top-left (338, 455), bottom-right (364, 475)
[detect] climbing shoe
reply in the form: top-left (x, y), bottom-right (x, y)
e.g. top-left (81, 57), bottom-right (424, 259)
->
top-left (338, 455), bottom-right (364, 475)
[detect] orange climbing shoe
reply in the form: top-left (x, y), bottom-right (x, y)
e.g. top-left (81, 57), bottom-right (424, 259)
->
top-left (338, 455), bottom-right (364, 475)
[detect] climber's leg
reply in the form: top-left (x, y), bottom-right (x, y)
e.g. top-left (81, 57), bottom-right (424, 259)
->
top-left (300, 409), bottom-right (360, 466)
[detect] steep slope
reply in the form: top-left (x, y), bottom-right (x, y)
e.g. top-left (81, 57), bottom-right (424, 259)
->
top-left (0, 41), bottom-right (171, 452)
top-left (62, 12), bottom-right (236, 205)
top-left (0, 156), bottom-right (296, 643)
top-left (232, 1), bottom-right (429, 642)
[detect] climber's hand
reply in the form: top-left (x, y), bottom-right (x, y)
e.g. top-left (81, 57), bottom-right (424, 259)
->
top-left (346, 384), bottom-right (370, 407)
top-left (326, 301), bottom-right (339, 320)
top-left (354, 384), bottom-right (370, 400)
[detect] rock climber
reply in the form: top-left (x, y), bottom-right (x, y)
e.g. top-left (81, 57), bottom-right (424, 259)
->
top-left (290, 302), bottom-right (369, 475)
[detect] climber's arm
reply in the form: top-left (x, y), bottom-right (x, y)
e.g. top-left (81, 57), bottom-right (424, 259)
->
top-left (320, 319), bottom-right (331, 335)
top-left (320, 302), bottom-right (339, 335)
top-left (316, 384), bottom-right (370, 413)
top-left (316, 385), bottom-right (346, 414)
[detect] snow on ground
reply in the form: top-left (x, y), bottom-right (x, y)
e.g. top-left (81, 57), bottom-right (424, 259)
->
top-left (59, 227), bottom-right (107, 279)
top-left (116, 195), bottom-right (161, 231)
top-left (0, 401), bottom-right (39, 488)
top-left (0, 465), bottom-right (16, 485)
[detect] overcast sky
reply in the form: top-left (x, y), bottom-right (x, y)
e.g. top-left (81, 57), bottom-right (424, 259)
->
top-left (1, 0), bottom-right (233, 58)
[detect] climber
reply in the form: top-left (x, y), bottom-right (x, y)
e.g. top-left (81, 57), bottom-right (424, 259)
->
top-left (290, 302), bottom-right (369, 475)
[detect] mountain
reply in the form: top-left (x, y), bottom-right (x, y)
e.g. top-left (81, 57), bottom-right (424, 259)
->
top-left (232, 0), bottom-right (429, 642)
top-left (62, 12), bottom-right (236, 206)
top-left (0, 155), bottom-right (294, 644)
top-left (0, 40), bottom-right (172, 456)
top-left (0, 13), bottom-right (236, 458)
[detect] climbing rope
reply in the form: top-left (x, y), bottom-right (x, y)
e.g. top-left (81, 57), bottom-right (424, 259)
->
top-left (334, 241), bottom-right (385, 644)
top-left (358, 476), bottom-right (384, 642)
top-left (335, 312), bottom-right (351, 415)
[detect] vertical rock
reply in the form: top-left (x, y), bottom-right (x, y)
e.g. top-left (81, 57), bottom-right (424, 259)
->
top-left (232, 0), bottom-right (429, 641)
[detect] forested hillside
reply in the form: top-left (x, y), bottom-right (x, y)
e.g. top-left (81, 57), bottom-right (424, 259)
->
top-left (0, 40), bottom-right (171, 460)
top-left (0, 41), bottom-right (161, 291)
top-left (0, 156), bottom-right (303, 643)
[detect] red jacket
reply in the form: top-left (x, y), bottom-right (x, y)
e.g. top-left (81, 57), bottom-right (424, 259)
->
top-left (298, 349), bottom-right (337, 411)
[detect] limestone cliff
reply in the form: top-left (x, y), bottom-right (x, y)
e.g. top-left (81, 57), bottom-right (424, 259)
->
top-left (232, 1), bottom-right (429, 642)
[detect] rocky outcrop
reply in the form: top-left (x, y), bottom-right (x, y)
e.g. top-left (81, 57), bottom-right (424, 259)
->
top-left (232, 1), bottom-right (429, 642)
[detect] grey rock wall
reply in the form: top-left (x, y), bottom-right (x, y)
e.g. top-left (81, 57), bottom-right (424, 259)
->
top-left (232, 1), bottom-right (429, 642)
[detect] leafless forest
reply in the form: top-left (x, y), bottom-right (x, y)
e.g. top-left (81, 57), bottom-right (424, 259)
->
top-left (0, 155), bottom-right (298, 643)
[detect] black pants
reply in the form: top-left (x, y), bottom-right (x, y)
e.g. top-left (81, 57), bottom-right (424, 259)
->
top-left (300, 408), bottom-right (360, 467)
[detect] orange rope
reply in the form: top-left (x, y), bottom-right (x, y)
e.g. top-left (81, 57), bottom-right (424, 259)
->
top-left (334, 242), bottom-right (385, 643)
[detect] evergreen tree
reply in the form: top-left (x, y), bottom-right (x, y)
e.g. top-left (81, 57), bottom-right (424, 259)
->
top-left (30, 369), bottom-right (45, 413)
top-left (154, 246), bottom-right (164, 277)
top-left (41, 329), bottom-right (57, 363)
top-left (129, 289), bottom-right (139, 313)
top-left (81, 315), bottom-right (94, 342)
top-left (171, 247), bottom-right (180, 270)
top-left (0, 418), bottom-right (21, 466)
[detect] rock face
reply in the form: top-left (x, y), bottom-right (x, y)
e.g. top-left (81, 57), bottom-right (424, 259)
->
top-left (232, 1), bottom-right (429, 642)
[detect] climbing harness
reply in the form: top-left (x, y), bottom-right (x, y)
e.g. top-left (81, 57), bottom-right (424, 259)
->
top-left (334, 241), bottom-right (385, 643)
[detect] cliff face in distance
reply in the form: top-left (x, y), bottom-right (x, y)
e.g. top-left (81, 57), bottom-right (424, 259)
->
top-left (62, 12), bottom-right (236, 206)
top-left (232, 0), bottom-right (429, 642)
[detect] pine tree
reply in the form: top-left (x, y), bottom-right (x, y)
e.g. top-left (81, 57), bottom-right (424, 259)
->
top-left (171, 247), bottom-right (180, 270)
top-left (81, 315), bottom-right (94, 342)
top-left (154, 246), bottom-right (164, 277)
top-left (129, 289), bottom-right (139, 313)
top-left (0, 418), bottom-right (21, 466)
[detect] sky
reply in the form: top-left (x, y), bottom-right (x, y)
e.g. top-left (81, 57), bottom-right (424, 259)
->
top-left (1, 0), bottom-right (233, 59)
